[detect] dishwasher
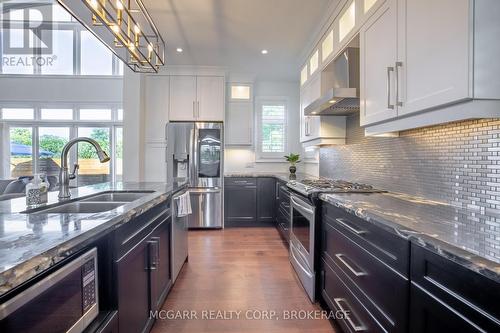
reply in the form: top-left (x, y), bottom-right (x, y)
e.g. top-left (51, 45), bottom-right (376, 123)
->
top-left (171, 188), bottom-right (190, 282)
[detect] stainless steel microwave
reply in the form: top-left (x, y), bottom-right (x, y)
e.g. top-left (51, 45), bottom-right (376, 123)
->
top-left (0, 248), bottom-right (99, 333)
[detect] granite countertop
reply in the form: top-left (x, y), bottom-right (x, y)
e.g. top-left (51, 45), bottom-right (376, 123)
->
top-left (0, 180), bottom-right (188, 297)
top-left (224, 172), bottom-right (318, 183)
top-left (320, 192), bottom-right (500, 283)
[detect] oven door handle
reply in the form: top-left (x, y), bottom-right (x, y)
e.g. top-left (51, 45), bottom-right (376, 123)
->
top-left (290, 245), bottom-right (313, 278)
top-left (290, 195), bottom-right (314, 216)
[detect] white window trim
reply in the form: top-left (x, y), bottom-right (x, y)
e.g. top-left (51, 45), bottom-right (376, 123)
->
top-left (255, 96), bottom-right (289, 161)
top-left (0, 104), bottom-right (122, 181)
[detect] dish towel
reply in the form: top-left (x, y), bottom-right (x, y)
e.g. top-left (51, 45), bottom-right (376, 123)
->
top-left (177, 191), bottom-right (192, 217)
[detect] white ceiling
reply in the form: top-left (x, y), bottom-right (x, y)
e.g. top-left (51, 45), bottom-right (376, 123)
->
top-left (143, 0), bottom-right (335, 81)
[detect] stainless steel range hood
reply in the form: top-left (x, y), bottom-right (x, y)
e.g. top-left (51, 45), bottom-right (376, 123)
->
top-left (304, 47), bottom-right (360, 116)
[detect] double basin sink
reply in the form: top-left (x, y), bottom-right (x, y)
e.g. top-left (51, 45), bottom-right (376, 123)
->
top-left (24, 191), bottom-right (154, 214)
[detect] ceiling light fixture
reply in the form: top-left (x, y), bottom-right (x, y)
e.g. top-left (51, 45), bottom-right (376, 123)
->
top-left (56, 0), bottom-right (165, 73)
top-left (261, 49), bottom-right (268, 54)
top-left (176, 48), bottom-right (183, 53)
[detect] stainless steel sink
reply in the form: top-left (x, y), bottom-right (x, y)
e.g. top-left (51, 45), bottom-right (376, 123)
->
top-left (81, 192), bottom-right (152, 202)
top-left (23, 191), bottom-right (154, 214)
top-left (38, 201), bottom-right (126, 214)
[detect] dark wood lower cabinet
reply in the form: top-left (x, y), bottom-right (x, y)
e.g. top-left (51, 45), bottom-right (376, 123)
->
top-left (409, 283), bottom-right (490, 333)
top-left (116, 235), bottom-right (150, 333)
top-left (320, 202), bottom-right (500, 333)
top-left (224, 177), bottom-right (277, 226)
top-left (116, 213), bottom-right (172, 333)
top-left (257, 177), bottom-right (277, 223)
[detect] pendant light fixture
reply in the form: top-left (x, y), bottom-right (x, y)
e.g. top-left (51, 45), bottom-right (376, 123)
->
top-left (57, 0), bottom-right (165, 73)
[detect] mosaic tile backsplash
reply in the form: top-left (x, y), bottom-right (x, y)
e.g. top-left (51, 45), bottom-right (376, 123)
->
top-left (319, 115), bottom-right (500, 210)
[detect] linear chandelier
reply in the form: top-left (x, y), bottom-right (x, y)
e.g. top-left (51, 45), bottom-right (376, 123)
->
top-left (57, 0), bottom-right (165, 73)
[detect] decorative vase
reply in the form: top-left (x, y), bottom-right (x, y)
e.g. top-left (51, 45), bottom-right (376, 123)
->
top-left (289, 165), bottom-right (296, 174)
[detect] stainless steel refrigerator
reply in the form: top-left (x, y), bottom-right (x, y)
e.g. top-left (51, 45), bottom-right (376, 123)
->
top-left (166, 122), bottom-right (223, 229)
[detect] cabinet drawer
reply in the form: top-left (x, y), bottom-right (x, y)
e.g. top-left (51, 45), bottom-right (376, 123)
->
top-left (322, 221), bottom-right (408, 331)
top-left (411, 243), bottom-right (500, 331)
top-left (323, 202), bottom-right (409, 276)
top-left (320, 258), bottom-right (386, 333)
top-left (225, 177), bottom-right (257, 186)
top-left (114, 203), bottom-right (171, 258)
top-left (409, 282), bottom-right (498, 333)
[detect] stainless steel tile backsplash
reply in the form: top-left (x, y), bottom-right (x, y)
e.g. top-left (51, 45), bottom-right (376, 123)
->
top-left (319, 115), bottom-right (500, 210)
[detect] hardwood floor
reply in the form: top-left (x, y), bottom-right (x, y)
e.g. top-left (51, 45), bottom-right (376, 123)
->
top-left (152, 227), bottom-right (338, 333)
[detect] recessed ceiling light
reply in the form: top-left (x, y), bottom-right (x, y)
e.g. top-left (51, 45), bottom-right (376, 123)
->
top-left (261, 49), bottom-right (268, 55)
top-left (176, 48), bottom-right (183, 53)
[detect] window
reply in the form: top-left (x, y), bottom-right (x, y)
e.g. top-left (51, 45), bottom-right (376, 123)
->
top-left (230, 85), bottom-right (251, 100)
top-left (9, 127), bottom-right (34, 178)
top-left (0, 3), bottom-right (123, 76)
top-left (80, 31), bottom-right (113, 75)
top-left (41, 108), bottom-right (73, 120)
top-left (2, 108), bottom-right (34, 120)
top-left (40, 30), bottom-right (74, 75)
top-left (257, 100), bottom-right (287, 159)
top-left (80, 109), bottom-right (112, 120)
top-left (77, 127), bottom-right (111, 186)
top-left (1, 105), bottom-right (122, 184)
top-left (38, 127), bottom-right (70, 177)
top-left (115, 127), bottom-right (123, 181)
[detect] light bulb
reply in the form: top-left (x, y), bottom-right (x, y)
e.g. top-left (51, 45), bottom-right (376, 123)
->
top-left (116, 0), bottom-right (124, 10)
top-left (148, 44), bottom-right (154, 52)
top-left (111, 24), bottom-right (120, 33)
top-left (134, 25), bottom-right (141, 34)
top-left (89, 0), bottom-right (98, 9)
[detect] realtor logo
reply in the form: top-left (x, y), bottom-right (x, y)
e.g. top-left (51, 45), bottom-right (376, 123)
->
top-left (1, 0), bottom-right (53, 54)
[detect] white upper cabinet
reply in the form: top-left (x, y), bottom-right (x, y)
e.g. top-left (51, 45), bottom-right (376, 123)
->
top-left (397, 0), bottom-right (470, 116)
top-left (226, 102), bottom-right (253, 146)
top-left (309, 50), bottom-right (320, 76)
top-left (300, 65), bottom-right (308, 86)
top-left (196, 76), bottom-right (225, 121)
top-left (144, 75), bottom-right (169, 142)
top-left (362, 0), bottom-right (500, 132)
top-left (169, 76), bottom-right (197, 121)
top-left (322, 30), bottom-right (334, 63)
top-left (360, 0), bottom-right (398, 125)
top-left (339, 1), bottom-right (356, 42)
top-left (226, 83), bottom-right (253, 146)
top-left (169, 75), bottom-right (224, 121)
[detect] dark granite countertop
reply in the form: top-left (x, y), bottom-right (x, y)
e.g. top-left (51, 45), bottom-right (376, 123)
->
top-left (224, 172), bottom-right (317, 183)
top-left (319, 192), bottom-right (500, 283)
top-left (0, 181), bottom-right (188, 297)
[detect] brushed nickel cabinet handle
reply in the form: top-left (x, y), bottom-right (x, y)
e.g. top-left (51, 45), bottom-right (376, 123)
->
top-left (335, 218), bottom-right (367, 235)
top-left (333, 298), bottom-right (367, 332)
top-left (387, 66), bottom-right (395, 109)
top-left (396, 61), bottom-right (403, 107)
top-left (335, 253), bottom-right (367, 277)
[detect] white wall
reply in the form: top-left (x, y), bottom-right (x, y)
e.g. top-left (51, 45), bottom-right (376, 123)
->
top-left (122, 70), bottom-right (145, 182)
top-left (224, 80), bottom-right (319, 176)
top-left (0, 76), bottom-right (122, 104)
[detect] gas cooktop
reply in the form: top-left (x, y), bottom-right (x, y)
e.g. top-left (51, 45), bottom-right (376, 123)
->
top-left (287, 178), bottom-right (386, 197)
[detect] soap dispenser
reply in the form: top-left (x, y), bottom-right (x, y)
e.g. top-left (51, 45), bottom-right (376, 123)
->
top-left (26, 173), bottom-right (49, 206)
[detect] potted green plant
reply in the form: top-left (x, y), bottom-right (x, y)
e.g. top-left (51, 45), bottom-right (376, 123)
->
top-left (284, 153), bottom-right (301, 174)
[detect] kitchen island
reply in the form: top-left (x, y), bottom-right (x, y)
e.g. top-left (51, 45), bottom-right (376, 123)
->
top-left (0, 181), bottom-right (188, 333)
